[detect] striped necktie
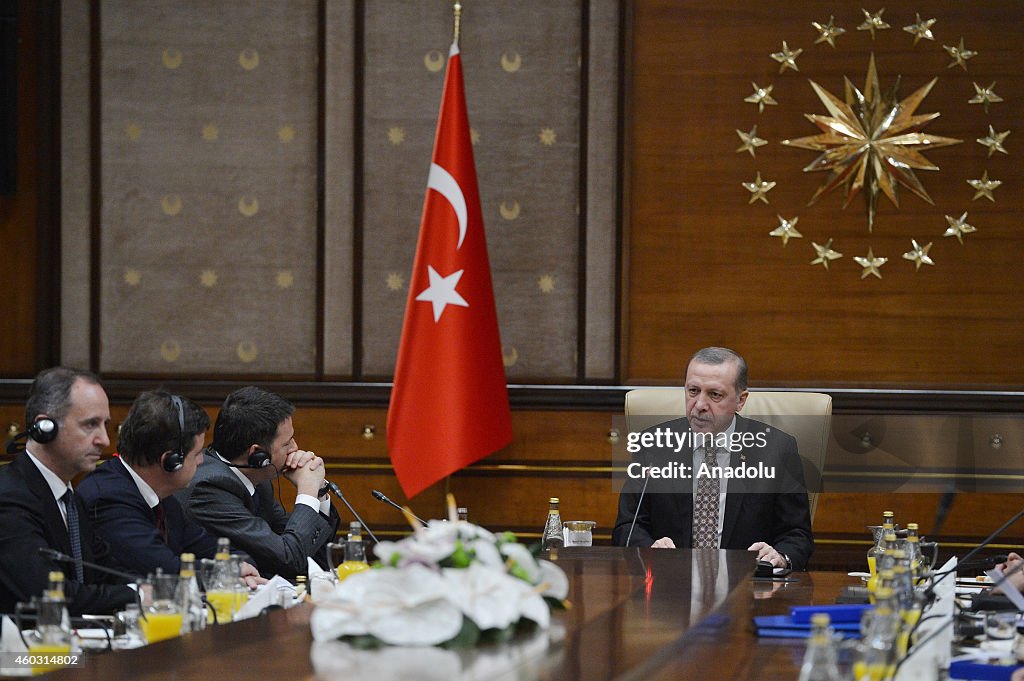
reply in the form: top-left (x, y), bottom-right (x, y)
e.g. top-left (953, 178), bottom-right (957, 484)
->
top-left (62, 489), bottom-right (86, 582)
top-left (692, 446), bottom-right (721, 549)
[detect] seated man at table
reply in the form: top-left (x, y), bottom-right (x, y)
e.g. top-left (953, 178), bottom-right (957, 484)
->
top-left (78, 390), bottom-right (263, 587)
top-left (0, 367), bottom-right (136, 615)
top-left (181, 386), bottom-right (339, 580)
top-left (612, 347), bottom-right (814, 570)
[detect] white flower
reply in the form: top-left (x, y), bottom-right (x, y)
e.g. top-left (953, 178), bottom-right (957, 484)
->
top-left (537, 560), bottom-right (569, 600)
top-left (499, 542), bottom-right (541, 583)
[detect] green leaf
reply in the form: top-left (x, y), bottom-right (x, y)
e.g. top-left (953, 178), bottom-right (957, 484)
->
top-left (442, 617), bottom-right (481, 648)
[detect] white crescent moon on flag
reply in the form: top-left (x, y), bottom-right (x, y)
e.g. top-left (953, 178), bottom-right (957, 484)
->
top-left (427, 163), bottom-right (467, 250)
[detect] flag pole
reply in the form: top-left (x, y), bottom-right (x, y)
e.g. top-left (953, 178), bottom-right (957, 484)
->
top-left (453, 2), bottom-right (462, 46)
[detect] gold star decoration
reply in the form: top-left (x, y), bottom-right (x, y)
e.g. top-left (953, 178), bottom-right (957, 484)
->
top-left (977, 125), bottom-right (1010, 158)
top-left (744, 82), bottom-right (778, 113)
top-left (386, 272), bottom-right (404, 291)
top-left (967, 170), bottom-right (1001, 202)
top-left (199, 270), bottom-right (218, 287)
top-left (944, 38), bottom-right (977, 71)
top-left (943, 212), bottom-right (977, 244)
top-left (735, 125), bottom-right (768, 157)
top-left (811, 16), bottom-right (845, 48)
top-left (742, 172), bottom-right (776, 204)
top-left (770, 41), bottom-right (803, 74)
top-left (968, 82), bottom-right (1003, 114)
top-left (202, 123), bottom-right (219, 141)
top-left (125, 123), bottom-right (142, 141)
top-left (853, 249), bottom-right (887, 279)
top-left (470, 128), bottom-right (481, 144)
top-left (123, 269), bottom-right (142, 286)
top-left (275, 270), bottom-right (294, 288)
top-left (857, 8), bottom-right (890, 40)
top-left (902, 240), bottom-right (934, 271)
top-left (780, 55), bottom-right (962, 232)
top-left (387, 127), bottom-right (406, 145)
top-left (538, 274), bottom-right (556, 293)
top-left (902, 14), bottom-right (936, 45)
top-left (539, 128), bottom-right (557, 146)
top-left (278, 125), bottom-right (295, 143)
top-left (769, 215), bottom-right (803, 246)
top-left (810, 239), bottom-right (843, 270)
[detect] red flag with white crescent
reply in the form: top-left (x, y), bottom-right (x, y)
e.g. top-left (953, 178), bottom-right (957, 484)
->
top-left (387, 41), bottom-right (512, 499)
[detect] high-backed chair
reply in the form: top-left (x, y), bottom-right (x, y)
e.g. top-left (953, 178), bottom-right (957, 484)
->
top-left (623, 389), bottom-right (832, 520)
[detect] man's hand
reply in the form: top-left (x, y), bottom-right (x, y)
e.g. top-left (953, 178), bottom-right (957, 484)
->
top-left (997, 552), bottom-right (1024, 591)
top-left (282, 450), bottom-right (326, 498)
top-left (748, 541), bottom-right (787, 568)
top-left (239, 561), bottom-right (268, 590)
top-left (651, 537), bottom-right (676, 549)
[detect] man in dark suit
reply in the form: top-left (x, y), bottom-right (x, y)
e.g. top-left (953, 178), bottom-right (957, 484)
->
top-left (77, 391), bottom-right (261, 589)
top-left (613, 347), bottom-right (813, 570)
top-left (0, 367), bottom-right (136, 615)
top-left (181, 387), bottom-right (339, 581)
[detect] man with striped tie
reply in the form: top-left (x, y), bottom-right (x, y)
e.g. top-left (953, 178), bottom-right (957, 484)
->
top-left (0, 367), bottom-right (136, 615)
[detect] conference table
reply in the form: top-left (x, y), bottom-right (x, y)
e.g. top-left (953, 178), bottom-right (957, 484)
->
top-left (45, 547), bottom-right (852, 680)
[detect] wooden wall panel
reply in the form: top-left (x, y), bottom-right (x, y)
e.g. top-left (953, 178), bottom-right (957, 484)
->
top-left (626, 0), bottom-right (1024, 387)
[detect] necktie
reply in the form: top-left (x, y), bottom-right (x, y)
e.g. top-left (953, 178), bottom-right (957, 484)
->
top-left (692, 446), bottom-right (720, 549)
top-left (62, 489), bottom-right (86, 582)
top-left (154, 502), bottom-right (168, 543)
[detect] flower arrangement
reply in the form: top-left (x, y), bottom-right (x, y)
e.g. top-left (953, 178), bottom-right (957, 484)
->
top-left (310, 497), bottom-right (569, 648)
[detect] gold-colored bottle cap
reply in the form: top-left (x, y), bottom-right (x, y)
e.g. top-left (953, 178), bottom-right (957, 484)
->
top-left (48, 571), bottom-right (64, 582)
top-left (181, 552), bottom-right (195, 562)
top-left (810, 612), bottom-right (830, 626)
top-left (549, 497), bottom-right (559, 504)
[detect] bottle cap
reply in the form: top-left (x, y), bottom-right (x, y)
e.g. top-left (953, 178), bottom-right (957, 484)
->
top-left (549, 497), bottom-right (559, 504)
top-left (810, 612), bottom-right (830, 626)
top-left (181, 552), bottom-right (195, 562)
top-left (48, 571), bottom-right (64, 582)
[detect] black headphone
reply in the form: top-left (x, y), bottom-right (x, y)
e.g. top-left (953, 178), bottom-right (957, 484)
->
top-left (4, 417), bottom-right (59, 455)
top-left (212, 445), bottom-right (272, 469)
top-left (162, 395), bottom-right (186, 473)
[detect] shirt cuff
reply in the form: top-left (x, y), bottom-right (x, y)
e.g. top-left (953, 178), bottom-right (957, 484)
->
top-left (295, 494), bottom-right (320, 512)
top-left (319, 497), bottom-right (331, 515)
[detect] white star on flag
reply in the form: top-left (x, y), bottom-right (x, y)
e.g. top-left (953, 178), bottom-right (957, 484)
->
top-left (415, 265), bottom-right (469, 322)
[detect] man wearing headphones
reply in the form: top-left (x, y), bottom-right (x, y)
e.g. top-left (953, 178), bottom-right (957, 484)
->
top-left (77, 390), bottom-right (263, 587)
top-left (181, 386), bottom-right (339, 581)
top-left (0, 367), bottom-right (136, 615)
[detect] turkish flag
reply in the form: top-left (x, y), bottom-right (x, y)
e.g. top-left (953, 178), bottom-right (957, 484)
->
top-left (387, 42), bottom-right (512, 499)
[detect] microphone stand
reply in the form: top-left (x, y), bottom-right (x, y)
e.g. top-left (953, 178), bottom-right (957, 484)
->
top-left (371, 490), bottom-right (427, 525)
top-left (321, 482), bottom-right (379, 544)
top-left (38, 547), bottom-right (144, 583)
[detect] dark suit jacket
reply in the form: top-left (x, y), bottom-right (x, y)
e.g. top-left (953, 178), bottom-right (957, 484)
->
top-left (180, 457), bottom-right (339, 581)
top-left (612, 415), bottom-right (814, 570)
top-left (77, 458), bottom-right (218, 577)
top-left (0, 454), bottom-right (137, 615)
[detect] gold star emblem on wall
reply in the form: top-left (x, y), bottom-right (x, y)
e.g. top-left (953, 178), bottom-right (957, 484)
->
top-left (968, 82), bottom-right (1003, 113)
top-left (386, 272), bottom-right (404, 291)
top-left (199, 270), bottom-right (218, 287)
top-left (769, 215), bottom-right (802, 246)
top-left (943, 38), bottom-right (977, 71)
top-left (539, 128), bottom-right (557, 146)
top-left (943, 212), bottom-right (976, 244)
top-left (810, 239), bottom-right (843, 270)
top-left (275, 270), bottom-right (294, 288)
top-left (538, 274), bottom-right (555, 293)
top-left (780, 55), bottom-right (961, 232)
top-left (977, 125), bottom-right (1010, 157)
top-left (967, 171), bottom-right (1001, 202)
top-left (857, 8), bottom-right (890, 39)
top-left (902, 14), bottom-right (936, 45)
top-left (902, 240), bottom-right (935, 270)
top-left (853, 249), bottom-right (887, 279)
top-left (387, 127), bottom-right (406, 145)
top-left (742, 172), bottom-right (776, 204)
top-left (470, 128), bottom-right (480, 144)
top-left (735, 126), bottom-right (767, 157)
top-left (744, 83), bottom-right (778, 113)
top-left (125, 123), bottom-right (142, 141)
top-left (770, 41), bottom-right (803, 73)
top-left (278, 126), bottom-right (295, 143)
top-left (202, 123), bottom-right (219, 141)
top-left (811, 16), bottom-right (845, 48)
top-left (124, 269), bottom-right (142, 286)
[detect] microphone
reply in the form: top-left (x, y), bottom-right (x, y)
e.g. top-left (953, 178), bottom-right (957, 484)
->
top-left (320, 481), bottom-right (379, 545)
top-left (931, 487), bottom-right (957, 536)
top-left (624, 475), bottom-right (650, 547)
top-left (371, 489), bottom-right (427, 525)
top-left (926, 505), bottom-right (1024, 596)
top-left (38, 547), bottom-right (144, 583)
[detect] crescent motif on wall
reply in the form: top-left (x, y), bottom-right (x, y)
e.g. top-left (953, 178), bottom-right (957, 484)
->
top-left (160, 340), bottom-right (181, 362)
top-left (162, 49), bottom-right (182, 69)
top-left (427, 163), bottom-right (467, 249)
top-left (239, 49), bottom-right (259, 71)
top-left (499, 200), bottom-right (520, 220)
top-left (424, 50), bottom-right (445, 73)
top-left (161, 195), bottom-right (182, 216)
top-left (236, 341), bottom-right (258, 363)
top-left (501, 51), bottom-right (522, 73)
top-left (238, 196), bottom-right (259, 217)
